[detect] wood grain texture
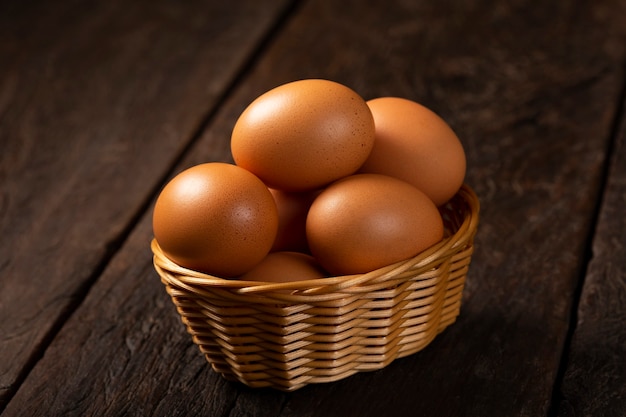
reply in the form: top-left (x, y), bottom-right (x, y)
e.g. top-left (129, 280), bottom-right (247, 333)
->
top-left (2, 0), bottom-right (626, 416)
top-left (0, 0), bottom-right (294, 409)
top-left (556, 87), bottom-right (626, 416)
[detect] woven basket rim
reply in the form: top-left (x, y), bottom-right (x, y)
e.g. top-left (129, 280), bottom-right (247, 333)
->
top-left (152, 184), bottom-right (479, 295)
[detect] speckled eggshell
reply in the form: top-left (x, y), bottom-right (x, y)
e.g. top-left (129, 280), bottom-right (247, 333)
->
top-left (359, 97), bottom-right (466, 206)
top-left (231, 79), bottom-right (376, 191)
top-left (239, 251), bottom-right (328, 283)
top-left (306, 174), bottom-right (444, 275)
top-left (152, 162), bottom-right (278, 277)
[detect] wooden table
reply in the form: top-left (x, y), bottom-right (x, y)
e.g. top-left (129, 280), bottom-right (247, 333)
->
top-left (1, 1), bottom-right (625, 415)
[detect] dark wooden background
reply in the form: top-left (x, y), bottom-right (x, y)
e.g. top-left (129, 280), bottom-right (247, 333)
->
top-left (1, 0), bottom-right (625, 416)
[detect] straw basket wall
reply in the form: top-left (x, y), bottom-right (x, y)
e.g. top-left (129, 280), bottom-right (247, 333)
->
top-left (152, 184), bottom-right (479, 391)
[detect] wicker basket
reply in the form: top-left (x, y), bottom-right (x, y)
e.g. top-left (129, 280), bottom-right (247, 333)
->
top-left (151, 184), bottom-right (479, 391)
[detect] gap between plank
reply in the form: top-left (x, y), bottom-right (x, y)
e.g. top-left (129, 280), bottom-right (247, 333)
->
top-left (547, 62), bottom-right (626, 417)
top-left (0, 1), bottom-right (305, 414)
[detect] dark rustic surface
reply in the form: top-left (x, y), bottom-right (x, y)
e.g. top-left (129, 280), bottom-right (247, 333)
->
top-left (0, 0), bottom-right (294, 408)
top-left (556, 87), bottom-right (626, 417)
top-left (1, 0), bottom-right (625, 416)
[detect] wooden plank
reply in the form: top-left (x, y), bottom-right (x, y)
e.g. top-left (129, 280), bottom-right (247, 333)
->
top-left (0, 0), bottom-right (295, 409)
top-left (3, 0), bottom-right (626, 416)
top-left (556, 91), bottom-right (626, 416)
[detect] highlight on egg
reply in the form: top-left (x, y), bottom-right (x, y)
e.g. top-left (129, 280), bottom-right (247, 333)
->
top-left (306, 173), bottom-right (444, 275)
top-left (230, 79), bottom-right (376, 191)
top-left (152, 162), bottom-right (278, 277)
top-left (359, 97), bottom-right (466, 206)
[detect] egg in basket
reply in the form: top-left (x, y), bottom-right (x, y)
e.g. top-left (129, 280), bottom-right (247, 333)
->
top-left (151, 79), bottom-right (479, 391)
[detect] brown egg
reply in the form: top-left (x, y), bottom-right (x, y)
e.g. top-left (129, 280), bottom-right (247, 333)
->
top-left (152, 162), bottom-right (278, 277)
top-left (239, 252), bottom-right (327, 283)
top-left (269, 188), bottom-right (319, 253)
top-left (231, 79), bottom-right (376, 191)
top-left (306, 174), bottom-right (444, 275)
top-left (359, 97), bottom-right (466, 206)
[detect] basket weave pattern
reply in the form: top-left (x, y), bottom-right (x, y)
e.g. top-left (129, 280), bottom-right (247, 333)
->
top-left (152, 185), bottom-right (479, 391)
